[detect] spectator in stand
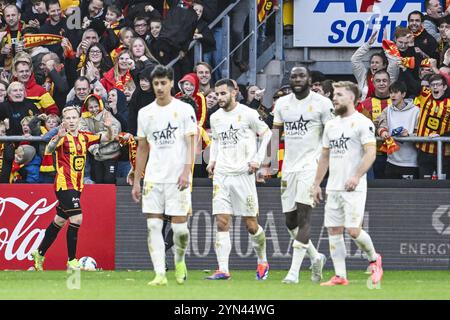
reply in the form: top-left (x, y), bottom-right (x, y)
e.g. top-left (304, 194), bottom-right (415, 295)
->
top-left (127, 1), bottom-right (162, 27)
top-left (38, 52), bottom-right (69, 113)
top-left (175, 72), bottom-right (207, 129)
top-left (386, 27), bottom-right (423, 98)
top-left (415, 73), bottom-right (450, 179)
top-left (149, 18), bottom-right (162, 44)
top-left (310, 71), bottom-right (326, 95)
top-left (424, 0), bottom-right (447, 42)
top-left (436, 15), bottom-right (450, 64)
top-left (74, 29), bottom-right (100, 73)
top-left (408, 10), bottom-right (438, 59)
top-left (80, 43), bottom-right (113, 83)
top-left (81, 0), bottom-right (107, 37)
top-left (0, 120), bottom-right (9, 183)
top-left (0, 80), bottom-right (8, 102)
top-left (194, 61), bottom-right (212, 95)
top-left (246, 84), bottom-right (273, 128)
top-left (98, 4), bottom-right (126, 54)
top-left (22, 0), bottom-right (48, 28)
top-left (127, 66), bottom-right (155, 136)
top-left (204, 88), bottom-right (218, 129)
top-left (374, 81), bottom-right (420, 179)
top-left (351, 31), bottom-right (394, 101)
top-left (39, 0), bottom-right (81, 62)
top-left (150, 0), bottom-right (198, 82)
top-left (79, 93), bottom-right (121, 184)
top-left (107, 88), bottom-right (128, 132)
top-left (12, 58), bottom-right (59, 115)
top-left (357, 70), bottom-right (392, 179)
top-left (257, 0), bottom-right (279, 53)
top-left (133, 16), bottom-right (152, 46)
top-left (123, 79), bottom-right (136, 103)
top-left (128, 37), bottom-right (159, 84)
top-left (110, 27), bottom-right (135, 63)
top-left (315, 79), bottom-right (335, 101)
top-left (0, 81), bottom-right (43, 182)
top-left (66, 76), bottom-right (92, 109)
top-left (191, 1), bottom-right (216, 65)
top-left (0, 5), bottom-right (26, 71)
top-left (100, 50), bottom-right (133, 92)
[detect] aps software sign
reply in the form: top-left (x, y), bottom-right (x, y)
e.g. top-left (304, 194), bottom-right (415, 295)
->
top-left (294, 0), bottom-right (423, 47)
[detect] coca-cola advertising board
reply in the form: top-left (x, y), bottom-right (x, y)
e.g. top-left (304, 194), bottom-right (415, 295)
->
top-left (0, 184), bottom-right (115, 270)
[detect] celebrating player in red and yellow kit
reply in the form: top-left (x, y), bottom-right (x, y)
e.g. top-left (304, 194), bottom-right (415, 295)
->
top-left (32, 106), bottom-right (113, 270)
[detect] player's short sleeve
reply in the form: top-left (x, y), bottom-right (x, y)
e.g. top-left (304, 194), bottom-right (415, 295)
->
top-left (136, 108), bottom-right (147, 139)
top-left (322, 122), bottom-right (331, 149)
top-left (84, 132), bottom-right (101, 148)
top-left (272, 99), bottom-right (283, 126)
top-left (359, 118), bottom-right (376, 146)
top-left (249, 109), bottom-right (269, 135)
top-left (183, 106), bottom-right (198, 136)
top-left (321, 98), bottom-right (335, 124)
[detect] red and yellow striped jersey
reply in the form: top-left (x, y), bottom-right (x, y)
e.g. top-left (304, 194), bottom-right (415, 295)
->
top-left (414, 87), bottom-right (431, 109)
top-left (54, 131), bottom-right (100, 191)
top-left (416, 97), bottom-right (450, 155)
top-left (357, 96), bottom-right (391, 123)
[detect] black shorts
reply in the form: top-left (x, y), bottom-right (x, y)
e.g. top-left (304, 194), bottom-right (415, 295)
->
top-left (55, 190), bottom-right (82, 219)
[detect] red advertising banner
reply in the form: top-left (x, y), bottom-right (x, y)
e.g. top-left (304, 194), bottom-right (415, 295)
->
top-left (0, 184), bottom-right (115, 270)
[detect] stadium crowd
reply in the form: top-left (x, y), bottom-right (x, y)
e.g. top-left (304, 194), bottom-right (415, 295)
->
top-left (0, 0), bottom-right (449, 185)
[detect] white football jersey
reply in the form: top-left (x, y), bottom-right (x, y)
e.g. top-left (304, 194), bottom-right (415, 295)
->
top-left (210, 103), bottom-right (269, 175)
top-left (137, 98), bottom-right (197, 183)
top-left (322, 111), bottom-right (376, 192)
top-left (273, 91), bottom-right (334, 173)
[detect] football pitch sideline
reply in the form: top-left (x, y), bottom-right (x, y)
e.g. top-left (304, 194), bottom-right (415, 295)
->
top-left (0, 270), bottom-right (449, 300)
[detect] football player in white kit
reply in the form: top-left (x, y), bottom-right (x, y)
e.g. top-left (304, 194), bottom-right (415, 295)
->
top-left (132, 65), bottom-right (198, 286)
top-left (206, 79), bottom-right (272, 281)
top-left (272, 66), bottom-right (333, 284)
top-left (312, 81), bottom-right (383, 286)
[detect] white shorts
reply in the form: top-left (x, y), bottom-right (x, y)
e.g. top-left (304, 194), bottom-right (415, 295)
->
top-left (142, 181), bottom-right (191, 216)
top-left (280, 170), bottom-right (315, 212)
top-left (212, 173), bottom-right (259, 217)
top-left (324, 191), bottom-right (367, 228)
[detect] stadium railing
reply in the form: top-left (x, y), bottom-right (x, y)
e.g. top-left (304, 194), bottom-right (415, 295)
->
top-left (2, 135), bottom-right (450, 180)
top-left (166, 0), bottom-right (284, 85)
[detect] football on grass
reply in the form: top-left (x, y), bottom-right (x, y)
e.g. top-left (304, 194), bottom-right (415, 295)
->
top-left (79, 256), bottom-right (97, 271)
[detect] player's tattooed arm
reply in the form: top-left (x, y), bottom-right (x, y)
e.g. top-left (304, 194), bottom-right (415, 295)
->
top-left (46, 124), bottom-right (67, 153)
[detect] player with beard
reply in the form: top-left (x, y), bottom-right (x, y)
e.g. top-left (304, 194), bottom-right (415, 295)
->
top-left (206, 79), bottom-right (272, 281)
top-left (272, 66), bottom-right (333, 284)
top-left (312, 81), bottom-right (383, 286)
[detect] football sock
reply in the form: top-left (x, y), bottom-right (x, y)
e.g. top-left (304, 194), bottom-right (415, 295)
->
top-left (38, 222), bottom-right (62, 256)
top-left (307, 240), bottom-right (319, 261)
top-left (353, 230), bottom-right (377, 262)
top-left (287, 240), bottom-right (308, 276)
top-left (67, 223), bottom-right (80, 261)
top-left (171, 222), bottom-right (190, 264)
top-left (164, 225), bottom-right (174, 252)
top-left (250, 225), bottom-right (267, 264)
top-left (215, 231), bottom-right (231, 273)
top-left (147, 219), bottom-right (166, 276)
top-left (287, 227), bottom-right (298, 240)
top-left (329, 234), bottom-right (347, 279)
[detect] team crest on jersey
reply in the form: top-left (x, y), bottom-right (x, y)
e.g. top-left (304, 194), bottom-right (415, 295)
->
top-left (308, 105), bottom-right (313, 112)
top-left (173, 112), bottom-right (178, 118)
top-left (329, 133), bottom-right (350, 154)
top-left (219, 125), bottom-right (239, 145)
top-left (284, 115), bottom-right (310, 137)
top-left (153, 122), bottom-right (178, 146)
top-left (237, 115), bottom-right (241, 122)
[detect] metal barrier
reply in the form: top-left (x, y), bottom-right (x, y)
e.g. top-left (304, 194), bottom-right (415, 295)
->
top-left (2, 134), bottom-right (450, 179)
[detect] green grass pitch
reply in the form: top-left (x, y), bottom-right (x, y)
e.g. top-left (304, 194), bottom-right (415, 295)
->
top-left (1, 270), bottom-right (450, 300)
